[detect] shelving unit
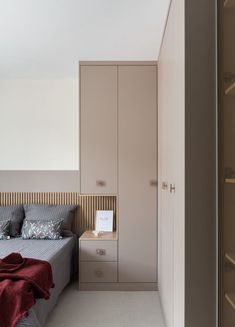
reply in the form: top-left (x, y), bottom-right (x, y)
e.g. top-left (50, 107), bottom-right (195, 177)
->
top-left (225, 293), bottom-right (235, 310)
top-left (224, 0), bottom-right (235, 8)
top-left (220, 0), bottom-right (235, 325)
top-left (225, 253), bottom-right (235, 266)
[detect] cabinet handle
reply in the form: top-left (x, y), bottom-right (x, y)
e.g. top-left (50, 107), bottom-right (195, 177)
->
top-left (150, 180), bottom-right (158, 186)
top-left (95, 269), bottom-right (103, 278)
top-left (96, 249), bottom-right (106, 256)
top-left (170, 183), bottom-right (176, 193)
top-left (162, 182), bottom-right (168, 190)
top-left (96, 180), bottom-right (106, 187)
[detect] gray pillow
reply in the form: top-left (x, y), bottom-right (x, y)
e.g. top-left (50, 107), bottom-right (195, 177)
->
top-left (0, 205), bottom-right (24, 236)
top-left (23, 204), bottom-right (77, 236)
top-left (22, 219), bottom-right (63, 240)
top-left (0, 220), bottom-right (10, 240)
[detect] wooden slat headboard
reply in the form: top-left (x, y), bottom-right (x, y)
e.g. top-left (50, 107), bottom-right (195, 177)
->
top-left (0, 193), bottom-right (117, 235)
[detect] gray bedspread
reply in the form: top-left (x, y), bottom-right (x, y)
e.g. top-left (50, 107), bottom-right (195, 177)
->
top-left (0, 236), bottom-right (76, 327)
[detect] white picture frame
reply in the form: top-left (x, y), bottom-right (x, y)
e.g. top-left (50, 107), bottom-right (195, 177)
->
top-left (95, 210), bottom-right (113, 232)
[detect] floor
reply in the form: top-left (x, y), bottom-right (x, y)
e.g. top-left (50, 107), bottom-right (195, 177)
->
top-left (46, 284), bottom-right (165, 327)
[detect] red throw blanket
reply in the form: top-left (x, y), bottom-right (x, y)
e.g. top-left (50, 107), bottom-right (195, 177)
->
top-left (0, 252), bottom-right (54, 327)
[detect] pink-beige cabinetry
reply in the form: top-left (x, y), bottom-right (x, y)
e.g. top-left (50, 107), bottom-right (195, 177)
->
top-left (79, 62), bottom-right (157, 289)
top-left (118, 65), bottom-right (157, 283)
top-left (80, 65), bottom-right (117, 194)
top-left (79, 231), bottom-right (118, 288)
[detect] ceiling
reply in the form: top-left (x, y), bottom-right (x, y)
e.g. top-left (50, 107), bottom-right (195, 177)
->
top-left (0, 0), bottom-right (170, 79)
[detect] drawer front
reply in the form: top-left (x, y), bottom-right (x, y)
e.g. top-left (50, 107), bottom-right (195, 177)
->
top-left (80, 262), bottom-right (117, 283)
top-left (80, 240), bottom-right (117, 261)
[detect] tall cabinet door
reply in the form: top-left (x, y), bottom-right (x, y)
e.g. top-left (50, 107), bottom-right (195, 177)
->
top-left (80, 65), bottom-right (117, 194)
top-left (118, 65), bottom-right (157, 282)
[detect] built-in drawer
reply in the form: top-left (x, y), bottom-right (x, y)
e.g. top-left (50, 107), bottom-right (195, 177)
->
top-left (80, 262), bottom-right (117, 283)
top-left (80, 240), bottom-right (117, 262)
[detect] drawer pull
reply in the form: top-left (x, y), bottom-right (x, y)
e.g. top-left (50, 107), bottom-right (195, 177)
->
top-left (170, 183), bottom-right (176, 193)
top-left (96, 249), bottom-right (106, 256)
top-left (96, 180), bottom-right (106, 187)
top-left (162, 182), bottom-right (168, 190)
top-left (95, 269), bottom-right (103, 278)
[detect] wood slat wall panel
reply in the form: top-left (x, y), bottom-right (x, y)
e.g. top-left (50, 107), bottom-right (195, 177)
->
top-left (0, 193), bottom-right (117, 235)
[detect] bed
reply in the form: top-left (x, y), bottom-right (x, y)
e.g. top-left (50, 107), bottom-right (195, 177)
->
top-left (0, 236), bottom-right (76, 327)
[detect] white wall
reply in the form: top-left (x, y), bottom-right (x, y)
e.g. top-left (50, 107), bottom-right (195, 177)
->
top-left (158, 0), bottom-right (185, 327)
top-left (0, 78), bottom-right (78, 170)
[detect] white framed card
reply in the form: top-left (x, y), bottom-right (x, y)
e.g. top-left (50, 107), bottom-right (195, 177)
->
top-left (95, 210), bottom-right (113, 232)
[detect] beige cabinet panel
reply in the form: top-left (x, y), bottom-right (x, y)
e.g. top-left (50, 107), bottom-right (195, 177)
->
top-left (80, 240), bottom-right (117, 262)
top-left (80, 262), bottom-right (118, 283)
top-left (118, 65), bottom-right (157, 282)
top-left (80, 65), bottom-right (117, 194)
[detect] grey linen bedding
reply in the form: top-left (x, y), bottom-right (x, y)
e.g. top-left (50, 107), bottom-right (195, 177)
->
top-left (0, 236), bottom-right (76, 327)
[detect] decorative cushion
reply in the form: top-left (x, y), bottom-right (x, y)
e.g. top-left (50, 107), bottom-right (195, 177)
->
top-left (21, 219), bottom-right (63, 240)
top-left (23, 204), bottom-right (77, 236)
top-left (0, 220), bottom-right (10, 240)
top-left (0, 205), bottom-right (24, 237)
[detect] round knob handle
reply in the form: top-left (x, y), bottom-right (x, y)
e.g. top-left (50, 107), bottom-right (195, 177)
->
top-left (96, 249), bottom-right (106, 256)
top-left (95, 270), bottom-right (103, 278)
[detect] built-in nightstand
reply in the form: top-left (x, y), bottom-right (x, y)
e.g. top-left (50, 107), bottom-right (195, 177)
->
top-left (79, 230), bottom-right (118, 289)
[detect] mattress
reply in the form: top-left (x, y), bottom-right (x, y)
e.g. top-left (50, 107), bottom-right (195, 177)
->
top-left (0, 236), bottom-right (76, 327)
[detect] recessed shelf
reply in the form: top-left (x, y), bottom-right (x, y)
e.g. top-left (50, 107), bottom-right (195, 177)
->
top-left (224, 73), bottom-right (235, 95)
top-left (225, 253), bottom-right (235, 266)
top-left (224, 0), bottom-right (235, 8)
top-left (225, 293), bottom-right (235, 310)
top-left (225, 81), bottom-right (235, 95)
top-left (225, 178), bottom-right (235, 184)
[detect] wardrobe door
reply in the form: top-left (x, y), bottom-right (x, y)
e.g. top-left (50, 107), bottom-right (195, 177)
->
top-left (118, 65), bottom-right (157, 282)
top-left (158, 59), bottom-right (174, 326)
top-left (80, 65), bottom-right (117, 194)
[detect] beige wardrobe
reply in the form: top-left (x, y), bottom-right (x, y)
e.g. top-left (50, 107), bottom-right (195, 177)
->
top-left (158, 0), bottom-right (216, 326)
top-left (80, 62), bottom-right (157, 289)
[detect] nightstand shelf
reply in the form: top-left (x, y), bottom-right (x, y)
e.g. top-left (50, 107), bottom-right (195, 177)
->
top-left (79, 230), bottom-right (117, 241)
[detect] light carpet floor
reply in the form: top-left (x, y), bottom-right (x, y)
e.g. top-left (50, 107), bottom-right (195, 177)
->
top-left (46, 284), bottom-right (165, 327)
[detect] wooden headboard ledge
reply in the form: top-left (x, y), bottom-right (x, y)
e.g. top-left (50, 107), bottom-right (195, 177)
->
top-left (0, 192), bottom-right (117, 235)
